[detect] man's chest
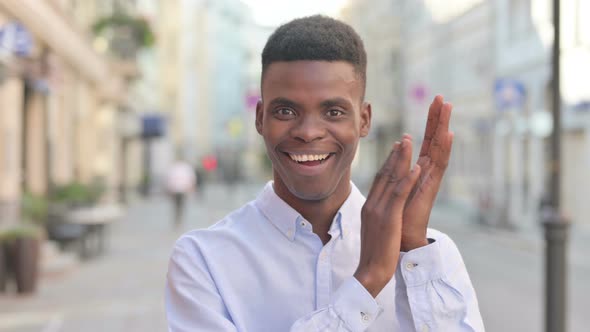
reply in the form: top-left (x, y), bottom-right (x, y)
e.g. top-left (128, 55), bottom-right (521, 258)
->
top-left (202, 236), bottom-right (404, 331)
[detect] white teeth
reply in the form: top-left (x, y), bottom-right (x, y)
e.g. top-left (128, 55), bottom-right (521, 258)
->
top-left (289, 153), bottom-right (330, 162)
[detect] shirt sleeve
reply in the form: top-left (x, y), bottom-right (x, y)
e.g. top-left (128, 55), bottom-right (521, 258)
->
top-left (166, 237), bottom-right (383, 332)
top-left (395, 229), bottom-right (485, 332)
top-left (166, 230), bottom-right (484, 332)
top-left (165, 240), bottom-right (238, 332)
top-left (289, 277), bottom-right (383, 332)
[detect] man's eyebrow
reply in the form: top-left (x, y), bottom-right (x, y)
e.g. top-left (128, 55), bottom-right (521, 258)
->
top-left (320, 98), bottom-right (353, 109)
top-left (267, 97), bottom-right (302, 109)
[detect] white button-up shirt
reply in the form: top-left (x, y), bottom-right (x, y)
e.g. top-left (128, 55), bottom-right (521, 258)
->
top-left (165, 182), bottom-right (485, 331)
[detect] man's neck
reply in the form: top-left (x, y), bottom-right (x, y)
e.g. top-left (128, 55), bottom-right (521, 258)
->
top-left (273, 178), bottom-right (352, 245)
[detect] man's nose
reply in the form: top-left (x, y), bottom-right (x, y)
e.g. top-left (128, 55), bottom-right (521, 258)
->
top-left (291, 116), bottom-right (326, 143)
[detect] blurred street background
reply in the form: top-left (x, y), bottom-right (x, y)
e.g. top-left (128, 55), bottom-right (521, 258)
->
top-left (0, 0), bottom-right (588, 331)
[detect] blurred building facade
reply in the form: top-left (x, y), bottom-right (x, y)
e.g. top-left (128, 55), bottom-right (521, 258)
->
top-left (241, 21), bottom-right (275, 180)
top-left (490, 0), bottom-right (589, 228)
top-left (340, 0), bottom-right (590, 228)
top-left (340, 0), bottom-right (405, 186)
top-left (0, 0), bottom-right (155, 227)
top-left (398, 0), bottom-right (496, 221)
top-left (157, 0), bottom-right (256, 184)
top-left (546, 0), bottom-right (590, 227)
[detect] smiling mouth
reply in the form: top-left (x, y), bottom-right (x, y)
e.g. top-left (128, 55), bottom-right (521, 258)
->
top-left (284, 152), bottom-right (334, 166)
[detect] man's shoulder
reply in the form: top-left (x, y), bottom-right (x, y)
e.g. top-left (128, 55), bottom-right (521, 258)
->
top-left (174, 201), bottom-right (262, 251)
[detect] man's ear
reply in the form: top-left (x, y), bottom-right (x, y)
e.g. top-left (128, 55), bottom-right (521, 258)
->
top-left (359, 102), bottom-right (372, 137)
top-left (255, 100), bottom-right (263, 135)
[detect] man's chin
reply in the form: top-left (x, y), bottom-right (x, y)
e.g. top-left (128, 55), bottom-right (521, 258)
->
top-left (288, 183), bottom-right (336, 202)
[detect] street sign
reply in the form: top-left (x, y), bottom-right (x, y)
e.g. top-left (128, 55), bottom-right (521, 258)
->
top-left (0, 22), bottom-right (33, 57)
top-left (494, 78), bottom-right (526, 111)
top-left (141, 114), bottom-right (166, 138)
top-left (573, 101), bottom-right (590, 112)
top-left (410, 83), bottom-right (428, 104)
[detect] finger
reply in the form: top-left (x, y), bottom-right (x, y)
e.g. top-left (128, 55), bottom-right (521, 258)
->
top-left (419, 95), bottom-right (444, 157)
top-left (376, 164), bottom-right (421, 236)
top-left (389, 164), bottom-right (421, 207)
top-left (440, 131), bottom-right (454, 169)
top-left (393, 136), bottom-right (413, 181)
top-left (412, 131), bottom-right (454, 200)
top-left (405, 163), bottom-right (422, 205)
top-left (427, 136), bottom-right (451, 179)
top-left (380, 137), bottom-right (413, 202)
top-left (366, 141), bottom-right (401, 201)
top-left (430, 103), bottom-right (453, 168)
top-left (437, 102), bottom-right (452, 135)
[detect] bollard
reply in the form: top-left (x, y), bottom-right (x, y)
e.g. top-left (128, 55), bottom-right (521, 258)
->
top-left (542, 212), bottom-right (570, 332)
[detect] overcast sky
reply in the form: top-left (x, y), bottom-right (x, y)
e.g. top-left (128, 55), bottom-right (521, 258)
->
top-left (240, 0), bottom-right (348, 27)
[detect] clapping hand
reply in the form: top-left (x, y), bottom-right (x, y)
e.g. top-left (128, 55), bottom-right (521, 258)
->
top-left (354, 95), bottom-right (454, 297)
top-left (400, 95), bottom-right (454, 251)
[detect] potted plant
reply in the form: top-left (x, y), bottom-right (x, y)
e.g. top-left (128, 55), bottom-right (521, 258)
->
top-left (50, 181), bottom-right (104, 208)
top-left (45, 182), bottom-right (94, 247)
top-left (45, 179), bottom-right (108, 253)
top-left (0, 225), bottom-right (42, 294)
top-left (0, 192), bottom-right (50, 294)
top-left (21, 191), bottom-right (49, 225)
top-left (92, 14), bottom-right (155, 59)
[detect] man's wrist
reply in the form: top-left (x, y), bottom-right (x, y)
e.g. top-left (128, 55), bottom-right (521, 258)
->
top-left (400, 237), bottom-right (430, 252)
top-left (353, 269), bottom-right (390, 298)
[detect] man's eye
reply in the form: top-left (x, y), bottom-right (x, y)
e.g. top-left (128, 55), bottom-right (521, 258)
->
top-left (327, 109), bottom-right (344, 117)
top-left (274, 108), bottom-right (296, 118)
top-left (278, 108), bottom-right (294, 115)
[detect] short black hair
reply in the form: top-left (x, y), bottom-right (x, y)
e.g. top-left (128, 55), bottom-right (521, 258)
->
top-left (261, 15), bottom-right (367, 92)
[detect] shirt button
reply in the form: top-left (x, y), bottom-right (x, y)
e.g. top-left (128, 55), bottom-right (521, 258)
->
top-left (300, 221), bottom-right (305, 227)
top-left (361, 312), bottom-right (370, 322)
top-left (421, 324), bottom-right (429, 332)
top-left (405, 262), bottom-right (417, 270)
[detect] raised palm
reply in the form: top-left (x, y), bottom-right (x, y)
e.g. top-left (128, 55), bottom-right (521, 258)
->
top-left (400, 96), bottom-right (454, 251)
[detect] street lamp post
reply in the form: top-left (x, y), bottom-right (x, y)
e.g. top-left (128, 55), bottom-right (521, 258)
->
top-left (543, 1), bottom-right (570, 332)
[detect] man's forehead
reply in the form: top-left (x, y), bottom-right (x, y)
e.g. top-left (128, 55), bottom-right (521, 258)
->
top-left (263, 60), bottom-right (357, 77)
top-left (262, 60), bottom-right (361, 93)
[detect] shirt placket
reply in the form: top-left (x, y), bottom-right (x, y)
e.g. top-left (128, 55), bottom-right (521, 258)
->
top-left (315, 236), bottom-right (336, 309)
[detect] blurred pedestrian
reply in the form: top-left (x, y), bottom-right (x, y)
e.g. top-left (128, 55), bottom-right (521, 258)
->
top-left (165, 158), bottom-right (196, 227)
top-left (166, 15), bottom-right (484, 331)
top-left (192, 166), bottom-right (206, 201)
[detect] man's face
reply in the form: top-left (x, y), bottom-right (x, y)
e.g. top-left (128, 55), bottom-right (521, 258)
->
top-left (256, 61), bottom-right (371, 201)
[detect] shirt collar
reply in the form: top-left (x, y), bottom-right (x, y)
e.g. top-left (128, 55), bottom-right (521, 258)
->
top-left (255, 182), bottom-right (300, 241)
top-left (335, 182), bottom-right (365, 239)
top-left (254, 181), bottom-right (366, 241)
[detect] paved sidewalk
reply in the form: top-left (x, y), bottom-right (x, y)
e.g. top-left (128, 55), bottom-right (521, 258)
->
top-left (0, 199), bottom-right (174, 331)
top-left (429, 201), bottom-right (590, 271)
top-left (1, 182), bottom-right (587, 331)
top-left (0, 182), bottom-right (265, 332)
top-left (429, 201), bottom-right (590, 332)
